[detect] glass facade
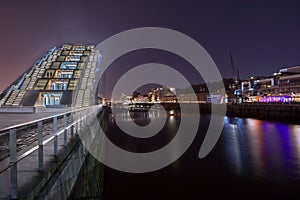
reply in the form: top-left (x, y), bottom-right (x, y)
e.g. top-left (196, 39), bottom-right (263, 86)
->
top-left (42, 93), bottom-right (63, 106)
top-left (34, 45), bottom-right (93, 106)
top-left (0, 44), bottom-right (98, 107)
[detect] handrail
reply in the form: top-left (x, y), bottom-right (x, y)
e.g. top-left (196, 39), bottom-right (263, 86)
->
top-left (0, 104), bottom-right (102, 199)
top-left (0, 107), bottom-right (87, 134)
top-left (0, 116), bottom-right (77, 173)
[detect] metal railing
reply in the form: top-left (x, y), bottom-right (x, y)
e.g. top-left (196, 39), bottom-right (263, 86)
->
top-left (0, 105), bottom-right (102, 199)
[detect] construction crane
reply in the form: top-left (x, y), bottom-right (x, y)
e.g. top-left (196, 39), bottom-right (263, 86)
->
top-left (229, 52), bottom-right (242, 103)
top-left (229, 52), bottom-right (240, 84)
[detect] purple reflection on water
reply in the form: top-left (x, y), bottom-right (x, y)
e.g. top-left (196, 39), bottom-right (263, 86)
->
top-left (223, 117), bottom-right (300, 182)
top-left (277, 124), bottom-right (294, 177)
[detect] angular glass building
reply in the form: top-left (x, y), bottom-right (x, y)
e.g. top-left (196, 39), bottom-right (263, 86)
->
top-left (0, 44), bottom-right (101, 108)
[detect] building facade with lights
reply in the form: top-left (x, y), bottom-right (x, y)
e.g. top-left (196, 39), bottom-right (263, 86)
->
top-left (0, 44), bottom-right (101, 108)
top-left (241, 66), bottom-right (300, 102)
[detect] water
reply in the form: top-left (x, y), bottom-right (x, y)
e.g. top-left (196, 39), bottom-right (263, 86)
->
top-left (102, 108), bottom-right (300, 199)
top-left (223, 117), bottom-right (300, 182)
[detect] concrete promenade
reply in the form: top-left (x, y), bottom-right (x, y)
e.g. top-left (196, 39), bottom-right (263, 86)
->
top-left (0, 107), bottom-right (84, 199)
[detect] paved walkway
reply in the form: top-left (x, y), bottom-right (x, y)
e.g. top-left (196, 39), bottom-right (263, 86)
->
top-left (0, 127), bottom-right (77, 199)
top-left (0, 108), bottom-right (79, 199)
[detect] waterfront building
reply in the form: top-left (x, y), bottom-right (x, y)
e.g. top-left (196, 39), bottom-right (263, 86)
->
top-left (0, 45), bottom-right (100, 108)
top-left (241, 65), bottom-right (300, 103)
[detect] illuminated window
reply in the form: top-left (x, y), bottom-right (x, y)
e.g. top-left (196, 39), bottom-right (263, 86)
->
top-left (73, 70), bottom-right (81, 78)
top-left (47, 80), bottom-right (69, 90)
top-left (68, 80), bottom-right (78, 90)
top-left (61, 50), bottom-right (70, 56)
top-left (35, 79), bottom-right (48, 90)
top-left (60, 62), bottom-right (77, 69)
top-left (65, 55), bottom-right (81, 62)
top-left (72, 45), bottom-right (85, 51)
top-left (57, 56), bottom-right (66, 62)
top-left (83, 51), bottom-right (90, 56)
top-left (56, 70), bottom-right (73, 78)
top-left (51, 62), bottom-right (61, 69)
top-left (62, 45), bottom-right (72, 50)
top-left (70, 50), bottom-right (83, 56)
top-left (80, 56), bottom-right (87, 62)
top-left (41, 92), bottom-right (63, 106)
top-left (44, 69), bottom-right (55, 78)
top-left (77, 62), bottom-right (84, 69)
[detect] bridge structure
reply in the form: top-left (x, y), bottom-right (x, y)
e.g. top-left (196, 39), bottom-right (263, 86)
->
top-left (0, 45), bottom-right (105, 199)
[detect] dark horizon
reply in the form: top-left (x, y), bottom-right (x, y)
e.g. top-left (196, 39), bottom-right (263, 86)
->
top-left (1, 0), bottom-right (300, 92)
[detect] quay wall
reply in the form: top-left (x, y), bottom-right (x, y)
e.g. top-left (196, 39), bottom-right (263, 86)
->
top-left (225, 103), bottom-right (300, 123)
top-left (160, 103), bottom-right (300, 124)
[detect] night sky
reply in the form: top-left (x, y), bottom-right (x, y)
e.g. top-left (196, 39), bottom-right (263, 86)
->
top-left (1, 0), bottom-right (300, 92)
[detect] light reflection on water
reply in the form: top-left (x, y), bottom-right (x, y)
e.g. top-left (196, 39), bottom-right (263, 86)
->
top-left (110, 106), bottom-right (300, 182)
top-left (223, 116), bottom-right (300, 181)
top-left (104, 107), bottom-right (300, 199)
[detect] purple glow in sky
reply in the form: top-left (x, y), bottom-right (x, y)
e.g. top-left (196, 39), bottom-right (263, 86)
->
top-left (1, 0), bottom-right (300, 92)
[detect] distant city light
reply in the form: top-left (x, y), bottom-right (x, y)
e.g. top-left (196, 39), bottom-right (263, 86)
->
top-left (258, 96), bottom-right (292, 103)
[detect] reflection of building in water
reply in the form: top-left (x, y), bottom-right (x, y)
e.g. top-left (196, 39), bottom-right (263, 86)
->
top-left (223, 117), bottom-right (300, 181)
top-left (0, 44), bottom-right (101, 107)
top-left (291, 126), bottom-right (300, 176)
top-left (224, 117), bottom-right (243, 176)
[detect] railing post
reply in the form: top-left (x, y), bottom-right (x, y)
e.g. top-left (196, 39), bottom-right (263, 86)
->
top-left (38, 121), bottom-right (44, 171)
top-left (85, 109), bottom-right (87, 125)
top-left (83, 110), bottom-right (85, 127)
top-left (53, 116), bottom-right (58, 157)
top-left (71, 113), bottom-right (74, 137)
top-left (87, 108), bottom-right (90, 125)
top-left (63, 114), bottom-right (67, 147)
top-left (76, 111), bottom-right (79, 134)
top-left (86, 109), bottom-right (89, 124)
top-left (9, 128), bottom-right (18, 199)
top-left (80, 111), bottom-right (84, 131)
top-left (79, 111), bottom-right (81, 132)
top-left (77, 111), bottom-right (80, 133)
top-left (91, 107), bottom-right (93, 123)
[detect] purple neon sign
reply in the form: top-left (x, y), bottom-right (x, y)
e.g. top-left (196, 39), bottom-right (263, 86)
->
top-left (258, 96), bottom-right (292, 103)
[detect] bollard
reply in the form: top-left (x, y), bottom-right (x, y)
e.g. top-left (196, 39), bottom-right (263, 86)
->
top-left (38, 121), bottom-right (44, 171)
top-left (53, 116), bottom-right (58, 157)
top-left (9, 128), bottom-right (18, 199)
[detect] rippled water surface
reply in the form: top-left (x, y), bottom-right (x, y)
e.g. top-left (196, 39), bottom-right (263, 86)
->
top-left (103, 109), bottom-right (300, 199)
